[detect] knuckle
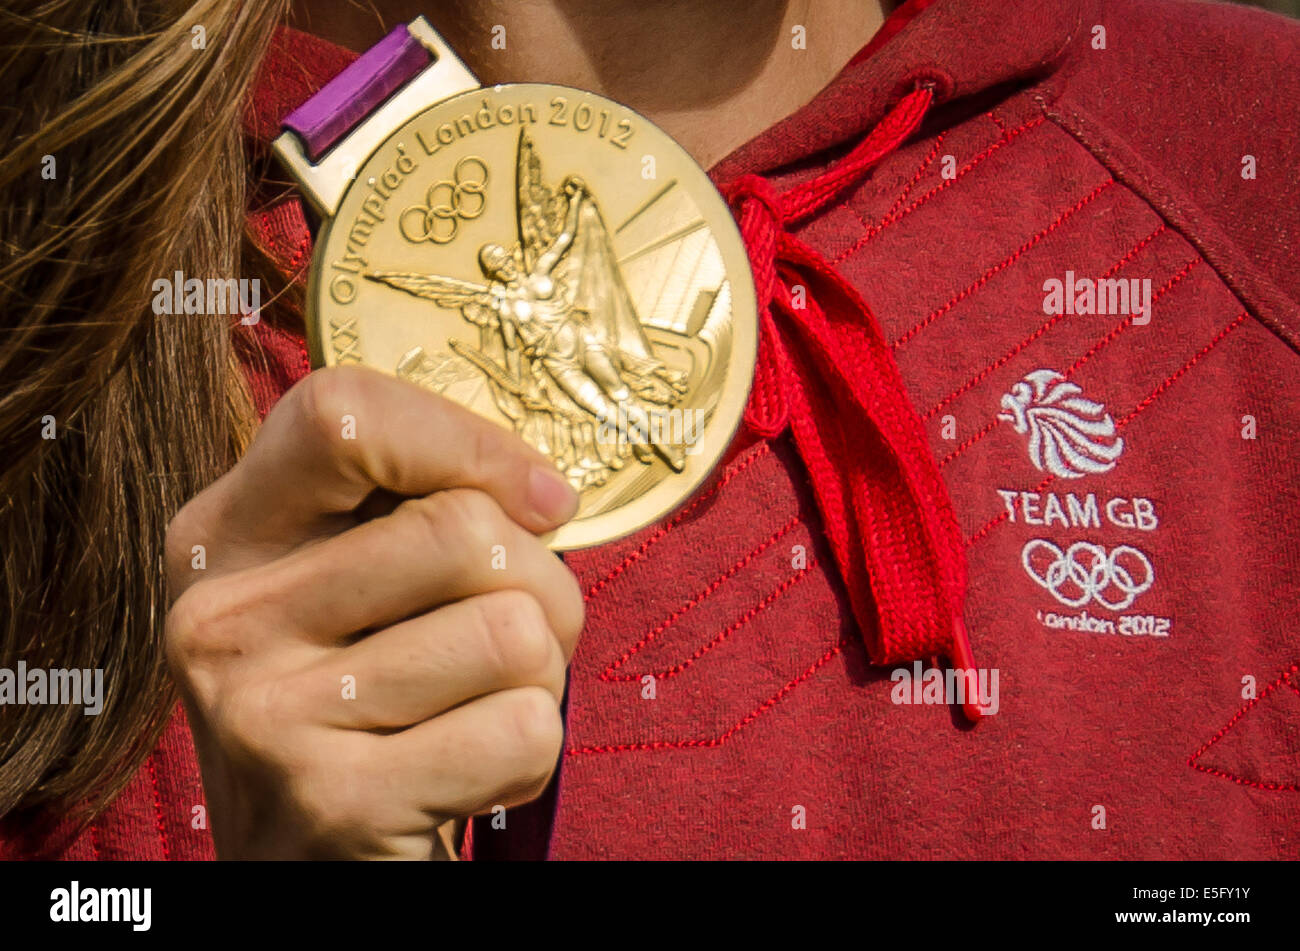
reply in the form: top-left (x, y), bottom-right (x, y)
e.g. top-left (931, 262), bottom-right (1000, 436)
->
top-left (298, 365), bottom-right (366, 442)
top-left (163, 579), bottom-right (232, 672)
top-left (459, 417), bottom-right (532, 493)
top-left (506, 686), bottom-right (564, 786)
top-left (477, 590), bottom-right (553, 682)
top-left (163, 503), bottom-right (200, 585)
top-left (410, 488), bottom-right (504, 553)
top-left (552, 561), bottom-right (586, 649)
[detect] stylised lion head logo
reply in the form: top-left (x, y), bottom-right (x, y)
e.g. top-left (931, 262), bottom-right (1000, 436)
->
top-left (997, 369), bottom-right (1123, 478)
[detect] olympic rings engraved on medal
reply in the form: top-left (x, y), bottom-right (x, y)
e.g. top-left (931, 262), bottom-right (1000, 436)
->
top-left (399, 156), bottom-right (489, 245)
top-left (1021, 539), bottom-right (1154, 611)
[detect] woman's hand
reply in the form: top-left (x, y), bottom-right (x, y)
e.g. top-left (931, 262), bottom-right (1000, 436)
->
top-left (163, 366), bottom-right (584, 859)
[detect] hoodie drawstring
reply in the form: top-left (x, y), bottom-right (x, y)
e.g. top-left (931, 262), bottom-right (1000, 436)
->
top-left (724, 83), bottom-right (984, 722)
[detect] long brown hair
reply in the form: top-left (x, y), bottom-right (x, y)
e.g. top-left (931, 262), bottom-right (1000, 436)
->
top-left (0, 0), bottom-right (288, 830)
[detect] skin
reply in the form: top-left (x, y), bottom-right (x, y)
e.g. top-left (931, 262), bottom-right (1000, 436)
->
top-left (170, 1), bottom-right (888, 859)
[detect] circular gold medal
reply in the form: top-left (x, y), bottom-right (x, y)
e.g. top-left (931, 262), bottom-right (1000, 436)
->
top-left (306, 83), bottom-right (756, 549)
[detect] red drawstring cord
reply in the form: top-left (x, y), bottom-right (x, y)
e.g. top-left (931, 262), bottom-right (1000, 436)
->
top-left (724, 84), bottom-right (985, 723)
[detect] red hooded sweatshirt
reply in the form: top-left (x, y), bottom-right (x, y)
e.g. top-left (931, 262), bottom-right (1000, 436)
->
top-left (6, 0), bottom-right (1298, 860)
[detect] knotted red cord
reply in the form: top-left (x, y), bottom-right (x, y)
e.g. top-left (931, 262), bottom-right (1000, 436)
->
top-left (724, 84), bottom-right (984, 722)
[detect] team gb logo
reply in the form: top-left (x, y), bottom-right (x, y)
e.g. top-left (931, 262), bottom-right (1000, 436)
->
top-left (997, 369), bottom-right (1123, 478)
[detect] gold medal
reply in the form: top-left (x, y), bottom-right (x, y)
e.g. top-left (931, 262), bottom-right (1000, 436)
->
top-left (277, 18), bottom-right (755, 549)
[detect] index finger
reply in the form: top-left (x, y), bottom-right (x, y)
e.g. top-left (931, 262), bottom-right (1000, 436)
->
top-left (196, 365), bottom-right (577, 556)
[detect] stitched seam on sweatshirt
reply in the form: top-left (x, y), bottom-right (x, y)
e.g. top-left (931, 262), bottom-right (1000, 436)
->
top-left (601, 515), bottom-right (801, 679)
top-left (875, 130), bottom-right (948, 231)
top-left (604, 549), bottom-right (815, 682)
top-left (964, 309), bottom-right (1248, 546)
top-left (635, 562), bottom-right (818, 682)
top-left (940, 255), bottom-right (1201, 469)
top-left (582, 441), bottom-right (772, 601)
top-left (833, 114), bottom-right (1048, 265)
top-left (146, 752), bottom-right (170, 861)
top-left (1037, 86), bottom-right (1298, 355)
top-left (892, 177), bottom-right (1116, 350)
top-left (1115, 310), bottom-right (1247, 426)
top-left (288, 231), bottom-right (310, 270)
top-left (923, 223), bottom-right (1167, 421)
top-left (566, 637), bottom-right (846, 755)
top-left (1188, 662), bottom-right (1300, 793)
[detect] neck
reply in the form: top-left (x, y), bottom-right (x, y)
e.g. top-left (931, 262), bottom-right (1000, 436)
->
top-left (290, 1), bottom-right (889, 168)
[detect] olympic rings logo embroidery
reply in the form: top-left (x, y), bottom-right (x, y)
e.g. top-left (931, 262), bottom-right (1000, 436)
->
top-left (399, 156), bottom-right (489, 245)
top-left (1021, 539), bottom-right (1154, 611)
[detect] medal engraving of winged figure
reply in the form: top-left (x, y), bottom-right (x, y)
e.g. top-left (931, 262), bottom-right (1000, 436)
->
top-left (367, 130), bottom-right (691, 489)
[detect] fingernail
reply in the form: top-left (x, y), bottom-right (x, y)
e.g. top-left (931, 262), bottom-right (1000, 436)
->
top-left (529, 464), bottom-right (578, 524)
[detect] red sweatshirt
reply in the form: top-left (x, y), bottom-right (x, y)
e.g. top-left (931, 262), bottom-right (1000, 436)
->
top-left (6, 0), bottom-right (1298, 860)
